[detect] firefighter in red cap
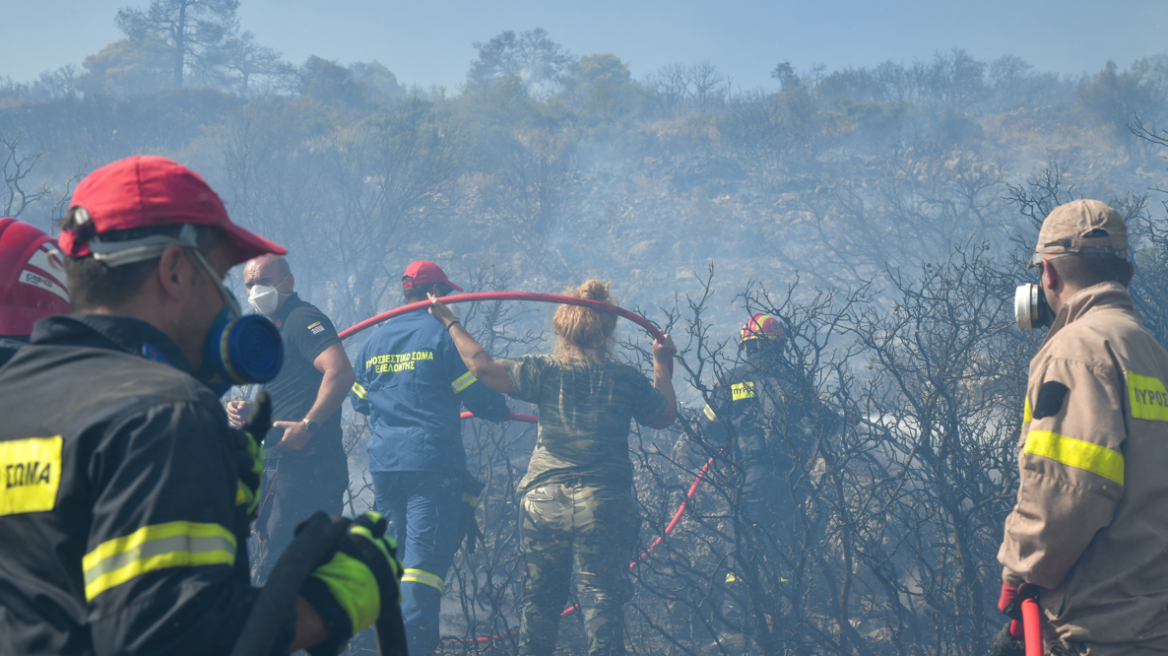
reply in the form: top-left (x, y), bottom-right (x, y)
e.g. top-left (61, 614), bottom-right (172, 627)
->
top-left (0, 156), bottom-right (402, 656)
top-left (692, 313), bottom-right (824, 652)
top-left (0, 217), bottom-right (72, 366)
top-left (349, 260), bottom-right (511, 655)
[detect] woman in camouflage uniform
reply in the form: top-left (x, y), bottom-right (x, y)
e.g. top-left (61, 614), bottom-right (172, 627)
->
top-left (428, 279), bottom-right (677, 656)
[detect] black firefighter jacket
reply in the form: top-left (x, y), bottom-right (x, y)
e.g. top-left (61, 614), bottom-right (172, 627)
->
top-left (695, 348), bottom-right (825, 518)
top-left (698, 348), bottom-right (817, 463)
top-left (0, 314), bottom-right (291, 656)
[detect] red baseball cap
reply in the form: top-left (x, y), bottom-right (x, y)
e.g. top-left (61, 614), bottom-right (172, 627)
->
top-left (402, 260), bottom-right (463, 292)
top-left (59, 155), bottom-right (285, 265)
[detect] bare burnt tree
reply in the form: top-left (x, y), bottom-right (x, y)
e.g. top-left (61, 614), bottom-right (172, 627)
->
top-left (1, 131), bottom-right (86, 230)
top-left (319, 101), bottom-right (465, 327)
top-left (1126, 119), bottom-right (1168, 346)
top-left (645, 63), bottom-right (693, 116)
top-left (1, 131), bottom-right (51, 220)
top-left (217, 98), bottom-right (333, 288)
top-left (218, 98), bottom-right (465, 326)
top-left (842, 247), bottom-right (1031, 656)
top-left (477, 127), bottom-right (577, 274)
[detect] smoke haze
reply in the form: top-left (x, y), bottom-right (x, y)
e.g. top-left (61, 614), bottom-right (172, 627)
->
top-left (8, 2), bottom-right (1168, 653)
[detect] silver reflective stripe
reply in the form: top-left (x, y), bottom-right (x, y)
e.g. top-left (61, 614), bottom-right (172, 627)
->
top-left (451, 371), bottom-right (477, 394)
top-left (82, 533), bottom-right (236, 586)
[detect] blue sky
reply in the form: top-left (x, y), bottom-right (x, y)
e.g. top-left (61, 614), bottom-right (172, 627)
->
top-left (5, 0), bottom-right (1167, 90)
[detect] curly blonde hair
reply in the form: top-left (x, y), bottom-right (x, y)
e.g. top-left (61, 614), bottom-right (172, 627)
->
top-left (554, 279), bottom-right (618, 363)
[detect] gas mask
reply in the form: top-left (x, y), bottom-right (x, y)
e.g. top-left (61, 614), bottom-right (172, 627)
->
top-left (191, 250), bottom-right (284, 396)
top-left (247, 275), bottom-right (289, 316)
top-left (1014, 283), bottom-right (1055, 330)
top-left (87, 224), bottom-right (284, 395)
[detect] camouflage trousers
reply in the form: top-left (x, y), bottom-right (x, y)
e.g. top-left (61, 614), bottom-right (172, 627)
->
top-left (519, 481), bottom-right (638, 656)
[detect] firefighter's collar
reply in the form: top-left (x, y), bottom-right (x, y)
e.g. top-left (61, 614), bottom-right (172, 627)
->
top-left (1042, 281), bottom-right (1134, 346)
top-left (30, 314), bottom-right (194, 374)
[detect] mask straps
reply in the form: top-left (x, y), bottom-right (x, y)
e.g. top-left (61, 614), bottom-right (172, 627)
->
top-left (189, 246), bottom-right (241, 319)
top-left (249, 274), bottom-right (290, 296)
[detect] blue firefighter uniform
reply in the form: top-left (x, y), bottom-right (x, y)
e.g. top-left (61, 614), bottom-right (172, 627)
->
top-left (350, 308), bottom-right (510, 654)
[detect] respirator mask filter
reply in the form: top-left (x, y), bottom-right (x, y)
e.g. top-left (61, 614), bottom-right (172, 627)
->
top-left (190, 250), bottom-right (284, 396)
top-left (1014, 283), bottom-right (1055, 330)
top-left (201, 306), bottom-right (285, 396)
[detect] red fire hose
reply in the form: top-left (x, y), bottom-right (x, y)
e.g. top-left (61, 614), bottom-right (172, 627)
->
top-left (338, 291), bottom-right (671, 374)
top-left (461, 411), bottom-right (537, 423)
top-left (340, 292), bottom-right (667, 343)
top-left (1022, 597), bottom-right (1043, 656)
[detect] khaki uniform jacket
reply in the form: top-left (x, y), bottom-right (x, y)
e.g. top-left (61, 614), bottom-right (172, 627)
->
top-left (998, 282), bottom-right (1168, 650)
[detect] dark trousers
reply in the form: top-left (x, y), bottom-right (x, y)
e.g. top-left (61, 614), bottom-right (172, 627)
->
top-left (372, 471), bottom-right (462, 656)
top-left (252, 454), bottom-right (348, 583)
top-left (717, 464), bottom-right (797, 642)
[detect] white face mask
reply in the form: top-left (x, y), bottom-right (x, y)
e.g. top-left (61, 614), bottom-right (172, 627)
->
top-left (247, 275), bottom-right (289, 316)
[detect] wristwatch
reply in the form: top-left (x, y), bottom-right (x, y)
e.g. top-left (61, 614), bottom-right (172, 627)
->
top-left (301, 418), bottom-right (319, 434)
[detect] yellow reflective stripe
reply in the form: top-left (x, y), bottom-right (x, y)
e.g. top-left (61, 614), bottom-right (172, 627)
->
top-left (82, 522), bottom-right (236, 601)
top-left (1023, 397), bottom-right (1032, 424)
top-left (1128, 372), bottom-right (1168, 422)
top-left (351, 382), bottom-right (369, 400)
top-left (451, 371), bottom-right (476, 394)
top-left (703, 404), bottom-right (717, 421)
top-left (403, 567), bottom-right (444, 592)
top-left (1024, 430), bottom-right (1125, 485)
top-left (236, 481), bottom-right (259, 516)
top-left (462, 492), bottom-right (479, 506)
top-left (731, 382), bottom-right (755, 400)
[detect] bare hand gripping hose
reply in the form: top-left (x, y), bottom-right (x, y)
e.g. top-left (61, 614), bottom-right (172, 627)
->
top-left (340, 291), bottom-right (701, 643)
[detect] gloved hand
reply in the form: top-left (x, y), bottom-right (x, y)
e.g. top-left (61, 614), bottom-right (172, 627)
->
top-left (458, 474), bottom-right (485, 555)
top-left (298, 512), bottom-right (403, 656)
top-left (989, 621), bottom-right (1027, 656)
top-left (998, 581), bottom-right (1031, 641)
top-left (236, 391), bottom-right (272, 520)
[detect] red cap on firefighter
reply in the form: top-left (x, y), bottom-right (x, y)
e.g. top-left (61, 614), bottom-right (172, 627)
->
top-left (58, 155), bottom-right (286, 266)
top-left (402, 260), bottom-right (463, 292)
top-left (740, 313), bottom-right (785, 344)
top-left (0, 218), bottom-right (71, 336)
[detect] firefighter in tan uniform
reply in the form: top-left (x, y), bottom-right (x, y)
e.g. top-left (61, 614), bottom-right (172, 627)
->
top-left (997, 199), bottom-right (1168, 655)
